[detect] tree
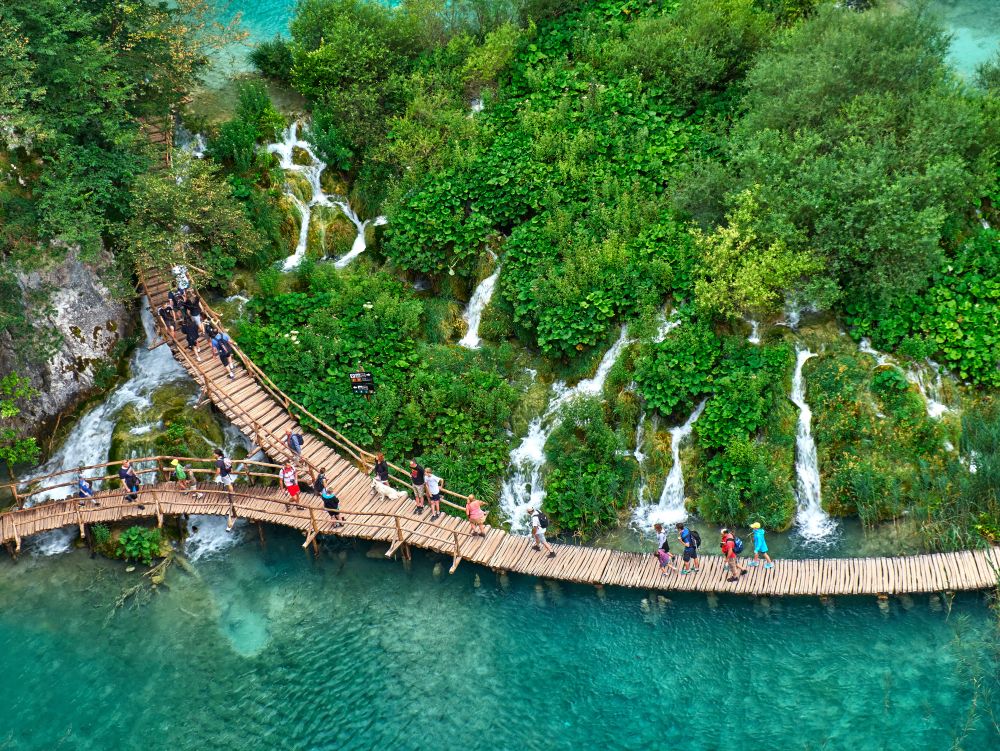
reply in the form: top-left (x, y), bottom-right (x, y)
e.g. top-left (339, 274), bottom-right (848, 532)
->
top-left (0, 373), bottom-right (40, 471)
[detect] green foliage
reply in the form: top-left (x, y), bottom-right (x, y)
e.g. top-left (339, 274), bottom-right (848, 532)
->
top-left (846, 229), bottom-right (1000, 387)
top-left (634, 317), bottom-right (719, 417)
top-left (91, 523), bottom-right (111, 546)
top-left (543, 397), bottom-right (632, 536)
top-left (116, 526), bottom-right (162, 566)
top-left (250, 36), bottom-right (294, 80)
top-left (696, 437), bottom-right (793, 529)
top-left (0, 372), bottom-right (39, 467)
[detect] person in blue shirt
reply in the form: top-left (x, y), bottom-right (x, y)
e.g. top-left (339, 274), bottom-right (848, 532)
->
top-left (675, 522), bottom-right (700, 574)
top-left (77, 470), bottom-right (99, 507)
top-left (750, 522), bottom-right (774, 569)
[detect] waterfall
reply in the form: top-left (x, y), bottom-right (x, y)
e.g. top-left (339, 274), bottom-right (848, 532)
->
top-left (458, 265), bottom-right (501, 349)
top-left (500, 327), bottom-right (631, 531)
top-left (267, 122), bottom-right (385, 271)
top-left (790, 347), bottom-right (836, 542)
top-left (22, 300), bottom-right (188, 554)
top-left (858, 339), bottom-right (951, 419)
top-left (632, 412), bottom-right (647, 503)
top-left (748, 320), bottom-right (761, 345)
top-left (632, 399), bottom-right (706, 529)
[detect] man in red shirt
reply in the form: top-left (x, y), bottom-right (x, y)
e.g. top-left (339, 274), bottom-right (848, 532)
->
top-left (721, 528), bottom-right (747, 582)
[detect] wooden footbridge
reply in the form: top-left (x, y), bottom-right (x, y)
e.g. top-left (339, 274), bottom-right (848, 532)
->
top-left (2, 267), bottom-right (997, 599)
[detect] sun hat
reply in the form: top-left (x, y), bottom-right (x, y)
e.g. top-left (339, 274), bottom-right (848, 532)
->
top-left (750, 522), bottom-right (761, 529)
top-left (170, 459), bottom-right (180, 466)
top-left (721, 527), bottom-right (729, 534)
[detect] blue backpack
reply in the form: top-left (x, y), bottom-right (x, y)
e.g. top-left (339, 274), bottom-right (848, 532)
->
top-left (733, 536), bottom-right (744, 555)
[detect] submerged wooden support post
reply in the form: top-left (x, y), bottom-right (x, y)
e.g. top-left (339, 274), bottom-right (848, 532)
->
top-left (153, 490), bottom-right (164, 528)
top-left (449, 530), bottom-right (463, 574)
top-left (257, 522), bottom-right (266, 549)
top-left (394, 516), bottom-right (411, 561)
top-left (75, 504), bottom-right (86, 538)
top-left (11, 516), bottom-right (21, 554)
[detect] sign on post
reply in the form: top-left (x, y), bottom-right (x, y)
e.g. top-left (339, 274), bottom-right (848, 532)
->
top-left (350, 371), bottom-right (375, 397)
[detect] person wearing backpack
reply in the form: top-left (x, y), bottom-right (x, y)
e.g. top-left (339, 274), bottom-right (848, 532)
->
top-left (527, 506), bottom-right (555, 558)
top-left (214, 332), bottom-right (236, 379)
top-left (749, 522), bottom-right (775, 569)
top-left (675, 522), bottom-right (701, 574)
top-left (721, 528), bottom-right (747, 582)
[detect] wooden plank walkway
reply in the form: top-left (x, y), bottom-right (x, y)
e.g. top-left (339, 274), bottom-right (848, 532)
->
top-left (3, 482), bottom-right (999, 596)
top-left (6, 267), bottom-right (993, 598)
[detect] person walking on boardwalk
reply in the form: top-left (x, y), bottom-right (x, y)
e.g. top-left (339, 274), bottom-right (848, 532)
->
top-left (213, 332), bottom-right (236, 379)
top-left (653, 523), bottom-right (676, 575)
top-left (465, 494), bottom-right (487, 537)
top-left (676, 522), bottom-right (701, 574)
top-left (320, 484), bottom-right (344, 527)
top-left (425, 467), bottom-right (444, 520)
top-left (721, 528), bottom-right (747, 582)
top-left (409, 460), bottom-right (429, 515)
top-left (212, 448), bottom-right (237, 530)
top-left (156, 302), bottom-right (176, 338)
top-left (372, 451), bottom-right (389, 486)
top-left (179, 315), bottom-right (202, 362)
top-left (528, 506), bottom-right (556, 558)
top-left (171, 458), bottom-right (193, 494)
top-left (749, 522), bottom-right (774, 569)
top-left (654, 523), bottom-right (670, 554)
top-left (279, 462), bottom-right (300, 510)
top-left (77, 469), bottom-right (98, 506)
top-left (285, 426), bottom-right (304, 462)
top-left (118, 460), bottom-right (142, 507)
top-left (183, 292), bottom-right (204, 332)
top-left (168, 284), bottom-right (185, 315)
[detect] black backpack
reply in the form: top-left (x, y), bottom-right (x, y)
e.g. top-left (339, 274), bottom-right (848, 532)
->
top-left (535, 510), bottom-right (549, 529)
top-left (688, 528), bottom-right (702, 548)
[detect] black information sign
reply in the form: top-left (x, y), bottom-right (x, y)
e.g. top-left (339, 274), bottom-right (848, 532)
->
top-left (350, 371), bottom-right (375, 396)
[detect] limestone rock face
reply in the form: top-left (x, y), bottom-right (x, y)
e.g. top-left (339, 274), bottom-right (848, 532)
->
top-left (0, 246), bottom-right (134, 436)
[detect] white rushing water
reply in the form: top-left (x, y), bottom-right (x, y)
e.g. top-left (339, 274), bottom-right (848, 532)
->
top-left (748, 320), bottom-right (761, 345)
top-left (858, 339), bottom-right (952, 419)
top-left (23, 301), bottom-right (188, 554)
top-left (633, 399), bottom-right (706, 529)
top-left (790, 347), bottom-right (837, 542)
top-left (500, 327), bottom-right (631, 531)
top-left (267, 122), bottom-right (386, 271)
top-left (458, 265), bottom-right (501, 349)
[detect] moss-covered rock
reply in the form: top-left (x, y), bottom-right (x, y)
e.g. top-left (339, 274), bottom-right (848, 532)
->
top-left (307, 204), bottom-right (356, 260)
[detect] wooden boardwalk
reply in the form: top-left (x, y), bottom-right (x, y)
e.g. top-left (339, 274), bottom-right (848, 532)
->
top-left (2, 267), bottom-right (995, 598)
top-left (2, 475), bottom-right (999, 596)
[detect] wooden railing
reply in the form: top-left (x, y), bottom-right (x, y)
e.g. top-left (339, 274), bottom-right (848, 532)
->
top-left (139, 269), bottom-right (472, 513)
top-left (1, 460), bottom-right (472, 571)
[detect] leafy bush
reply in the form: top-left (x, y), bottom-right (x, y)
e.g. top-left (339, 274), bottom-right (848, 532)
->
top-left (116, 526), bottom-right (161, 565)
top-left (634, 318), bottom-right (719, 417)
top-left (91, 523), bottom-right (111, 546)
top-left (249, 37), bottom-right (294, 80)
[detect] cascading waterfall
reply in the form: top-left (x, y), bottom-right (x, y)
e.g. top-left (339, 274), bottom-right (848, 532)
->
top-left (632, 411), bottom-right (648, 503)
top-left (500, 327), bottom-right (631, 531)
top-left (22, 300), bottom-right (187, 554)
top-left (858, 339), bottom-right (951, 419)
top-left (632, 399), bottom-right (706, 529)
top-left (267, 122), bottom-right (385, 271)
top-left (791, 347), bottom-right (836, 542)
top-left (458, 265), bottom-right (501, 349)
top-left (748, 320), bottom-right (761, 345)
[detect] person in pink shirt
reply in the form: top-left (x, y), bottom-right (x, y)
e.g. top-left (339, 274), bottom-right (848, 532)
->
top-left (279, 462), bottom-right (299, 510)
top-left (655, 547), bottom-right (677, 576)
top-left (465, 494), bottom-right (487, 537)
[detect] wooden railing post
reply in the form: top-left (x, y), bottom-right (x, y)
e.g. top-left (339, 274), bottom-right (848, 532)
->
top-left (12, 485), bottom-right (22, 510)
top-left (450, 530), bottom-right (463, 574)
top-left (153, 489), bottom-right (164, 528)
top-left (75, 504), bottom-right (86, 538)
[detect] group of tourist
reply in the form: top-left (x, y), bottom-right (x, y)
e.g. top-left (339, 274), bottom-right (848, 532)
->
top-left (652, 521), bottom-right (776, 581)
top-left (156, 271), bottom-right (236, 379)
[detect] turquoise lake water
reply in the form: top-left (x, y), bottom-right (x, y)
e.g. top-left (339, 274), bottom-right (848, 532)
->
top-left (1, 530), bottom-right (998, 750)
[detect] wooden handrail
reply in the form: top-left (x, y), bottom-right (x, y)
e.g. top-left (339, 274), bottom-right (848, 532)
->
top-left (140, 269), bottom-right (475, 506)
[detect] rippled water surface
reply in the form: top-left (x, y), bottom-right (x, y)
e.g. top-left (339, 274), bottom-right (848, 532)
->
top-left (1, 530), bottom-right (997, 750)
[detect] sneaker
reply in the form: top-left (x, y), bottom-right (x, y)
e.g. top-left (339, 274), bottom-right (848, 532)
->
top-left (661, 572), bottom-right (667, 577)
top-left (93, 502), bottom-right (101, 507)
top-left (692, 568), bottom-right (700, 573)
top-left (748, 560), bottom-right (759, 567)
top-left (680, 569), bottom-right (690, 575)
top-left (137, 505), bottom-right (146, 511)
top-left (740, 569), bottom-right (748, 576)
top-left (764, 563), bottom-right (774, 569)
top-left (430, 513), bottom-right (439, 521)
top-left (78, 500), bottom-right (85, 507)
top-left (727, 576), bottom-right (738, 582)
top-left (547, 551), bottom-right (556, 558)
top-left (532, 545), bottom-right (541, 551)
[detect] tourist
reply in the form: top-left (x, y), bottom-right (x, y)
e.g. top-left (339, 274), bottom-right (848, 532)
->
top-left (279, 462), bottom-right (299, 509)
top-left (655, 546), bottom-right (677, 576)
top-left (410, 460), bottom-right (428, 515)
top-left (77, 470), bottom-right (97, 506)
top-left (214, 331), bottom-right (236, 379)
top-left (654, 523), bottom-right (669, 554)
top-left (118, 460), bottom-right (142, 507)
top-left (171, 458), bottom-right (192, 493)
top-left (425, 467), bottom-right (444, 520)
top-left (721, 528), bottom-right (747, 582)
top-left (372, 451), bottom-right (389, 485)
top-left (168, 284), bottom-right (185, 315)
top-left (285, 427), bottom-right (304, 462)
top-left (750, 522), bottom-right (774, 569)
top-left (313, 467), bottom-right (327, 496)
top-left (320, 485), bottom-right (343, 527)
top-left (528, 506), bottom-right (556, 558)
top-left (465, 494), bottom-right (487, 537)
top-left (183, 292), bottom-right (204, 332)
top-left (179, 314), bottom-right (202, 362)
top-left (203, 319), bottom-right (219, 343)
top-left (156, 302), bottom-right (176, 338)
top-left (675, 522), bottom-right (701, 574)
top-left (214, 448), bottom-right (236, 530)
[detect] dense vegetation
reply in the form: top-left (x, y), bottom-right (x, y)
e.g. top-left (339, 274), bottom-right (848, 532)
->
top-left (4, 0), bottom-right (999, 548)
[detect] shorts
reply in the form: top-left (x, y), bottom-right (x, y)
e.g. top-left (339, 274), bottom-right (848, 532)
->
top-left (683, 547), bottom-right (698, 562)
top-left (185, 336), bottom-right (198, 348)
top-left (286, 483), bottom-right (300, 497)
top-left (658, 556), bottom-right (671, 569)
top-left (218, 474), bottom-right (234, 488)
top-left (534, 530), bottom-right (547, 545)
top-left (430, 492), bottom-right (441, 502)
top-left (756, 543), bottom-right (768, 554)
top-left (413, 483), bottom-right (428, 500)
top-left (219, 353), bottom-right (231, 366)
top-left (323, 499), bottom-right (339, 511)
top-left (191, 314), bottom-right (202, 327)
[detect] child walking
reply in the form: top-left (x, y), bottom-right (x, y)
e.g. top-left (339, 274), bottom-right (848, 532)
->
top-left (654, 546), bottom-right (677, 576)
top-left (750, 522), bottom-right (774, 569)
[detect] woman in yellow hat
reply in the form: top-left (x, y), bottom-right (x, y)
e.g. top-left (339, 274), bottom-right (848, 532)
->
top-left (749, 522), bottom-right (774, 569)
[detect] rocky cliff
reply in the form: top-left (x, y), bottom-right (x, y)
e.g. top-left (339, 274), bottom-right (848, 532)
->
top-left (0, 246), bottom-right (134, 437)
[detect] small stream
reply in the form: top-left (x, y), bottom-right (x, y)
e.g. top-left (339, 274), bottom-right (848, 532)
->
top-left (791, 347), bottom-right (837, 543)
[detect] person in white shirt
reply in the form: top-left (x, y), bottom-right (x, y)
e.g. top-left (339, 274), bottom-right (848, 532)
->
top-left (425, 469), bottom-right (444, 520)
top-left (527, 506), bottom-right (555, 558)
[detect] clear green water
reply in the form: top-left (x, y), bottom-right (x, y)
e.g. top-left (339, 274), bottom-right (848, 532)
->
top-left (928, 0), bottom-right (1000, 78)
top-left (1, 531), bottom-right (997, 750)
